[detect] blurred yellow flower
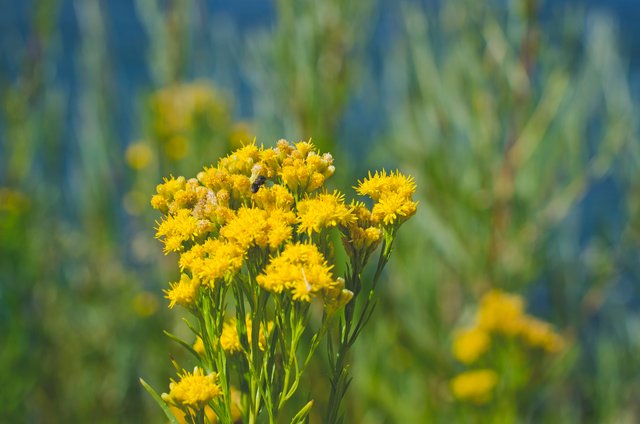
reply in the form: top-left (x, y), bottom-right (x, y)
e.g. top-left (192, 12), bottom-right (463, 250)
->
top-left (477, 289), bottom-right (525, 335)
top-left (452, 326), bottom-right (490, 364)
top-left (193, 336), bottom-right (206, 356)
top-left (519, 316), bottom-right (565, 353)
top-left (450, 369), bottom-right (498, 404)
top-left (125, 142), bottom-right (153, 170)
top-left (132, 291), bottom-right (160, 317)
top-left (220, 318), bottom-right (271, 354)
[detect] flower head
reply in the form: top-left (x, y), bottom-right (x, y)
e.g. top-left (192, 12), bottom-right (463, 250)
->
top-left (296, 191), bottom-right (355, 235)
top-left (220, 317), bottom-right (271, 354)
top-left (162, 367), bottom-right (221, 409)
top-left (450, 369), bottom-right (498, 404)
top-left (164, 274), bottom-right (200, 309)
top-left (452, 326), bottom-right (490, 364)
top-left (256, 242), bottom-right (337, 301)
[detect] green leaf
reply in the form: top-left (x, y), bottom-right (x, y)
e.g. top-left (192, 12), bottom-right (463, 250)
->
top-left (164, 330), bottom-right (200, 359)
top-left (290, 400), bottom-right (314, 424)
top-left (139, 378), bottom-right (180, 424)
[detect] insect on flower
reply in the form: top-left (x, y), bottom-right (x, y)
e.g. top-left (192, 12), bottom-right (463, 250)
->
top-left (251, 175), bottom-right (267, 193)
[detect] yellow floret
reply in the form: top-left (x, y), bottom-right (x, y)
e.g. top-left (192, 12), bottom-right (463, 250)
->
top-left (452, 326), bottom-right (491, 364)
top-left (450, 369), bottom-right (498, 404)
top-left (476, 289), bottom-right (525, 335)
top-left (155, 209), bottom-right (199, 253)
top-left (371, 191), bottom-right (418, 226)
top-left (162, 367), bottom-right (221, 409)
top-left (356, 169), bottom-right (416, 201)
top-left (164, 274), bottom-right (200, 309)
top-left (256, 243), bottom-right (337, 302)
top-left (220, 317), bottom-right (271, 354)
top-left (296, 191), bottom-right (356, 235)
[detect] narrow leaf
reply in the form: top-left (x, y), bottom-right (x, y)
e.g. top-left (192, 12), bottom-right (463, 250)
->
top-left (139, 378), bottom-right (180, 424)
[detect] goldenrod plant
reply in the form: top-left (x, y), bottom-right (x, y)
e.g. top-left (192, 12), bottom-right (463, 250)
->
top-left (143, 140), bottom-right (416, 423)
top-left (450, 290), bottom-right (568, 420)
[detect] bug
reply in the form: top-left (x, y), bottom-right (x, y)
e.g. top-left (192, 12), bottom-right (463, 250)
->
top-left (251, 175), bottom-right (267, 193)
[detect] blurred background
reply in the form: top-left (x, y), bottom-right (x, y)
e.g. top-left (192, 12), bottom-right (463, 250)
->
top-left (1, 0), bottom-right (639, 422)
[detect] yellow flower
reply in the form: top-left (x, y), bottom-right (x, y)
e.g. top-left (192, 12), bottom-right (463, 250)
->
top-left (164, 274), bottom-right (200, 309)
top-left (323, 277), bottom-right (353, 315)
top-left (371, 191), bottom-right (418, 226)
top-left (341, 201), bottom-right (382, 257)
top-left (252, 184), bottom-right (294, 211)
top-left (219, 143), bottom-right (261, 175)
top-left (187, 239), bottom-right (245, 286)
top-left (155, 209), bottom-right (199, 253)
top-left (193, 336), bottom-right (206, 356)
top-left (520, 316), bottom-right (565, 353)
top-left (162, 367), bottom-right (221, 409)
top-left (151, 176), bottom-right (187, 214)
top-left (356, 170), bottom-right (417, 227)
top-left (278, 141), bottom-right (335, 193)
top-left (477, 289), bottom-right (525, 336)
top-left (356, 169), bottom-right (416, 201)
top-left (165, 134), bottom-right (189, 160)
top-left (453, 326), bottom-right (491, 364)
top-left (450, 369), bottom-right (498, 404)
top-left (220, 207), bottom-right (295, 253)
top-left (256, 242), bottom-right (337, 301)
top-left (296, 191), bottom-right (355, 235)
top-left (220, 317), bottom-right (271, 354)
top-left (125, 142), bottom-right (153, 170)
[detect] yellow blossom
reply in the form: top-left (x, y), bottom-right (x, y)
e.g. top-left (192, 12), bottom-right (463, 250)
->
top-left (194, 239), bottom-right (245, 286)
top-left (125, 142), bottom-right (153, 170)
top-left (252, 184), bottom-right (294, 211)
top-left (323, 277), bottom-right (354, 315)
top-left (371, 191), bottom-right (418, 226)
top-left (356, 169), bottom-right (417, 201)
top-left (220, 317), bottom-right (271, 354)
top-left (519, 316), bottom-right (565, 353)
top-left (155, 209), bottom-right (199, 253)
top-left (219, 143), bottom-right (261, 175)
top-left (450, 369), bottom-right (498, 404)
top-left (151, 176), bottom-right (187, 214)
top-left (193, 336), bottom-right (206, 356)
top-left (162, 367), bottom-right (221, 409)
top-left (297, 191), bottom-right (355, 235)
top-left (164, 274), bottom-right (200, 309)
top-left (278, 141), bottom-right (334, 193)
top-left (477, 289), bottom-right (525, 335)
top-left (452, 326), bottom-right (491, 364)
top-left (256, 243), bottom-right (337, 301)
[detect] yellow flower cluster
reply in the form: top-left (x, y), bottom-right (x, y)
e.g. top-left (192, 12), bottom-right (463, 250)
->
top-left (356, 170), bottom-right (417, 226)
top-left (220, 318), bottom-right (271, 353)
top-left (162, 367), bottom-right (221, 409)
top-left (450, 369), bottom-right (498, 404)
top-left (256, 243), bottom-right (337, 302)
top-left (453, 290), bottom-right (564, 365)
top-left (164, 274), bottom-right (200, 309)
top-left (297, 191), bottom-right (355, 235)
top-left (152, 140), bottom-right (416, 308)
top-left (341, 201), bottom-right (383, 258)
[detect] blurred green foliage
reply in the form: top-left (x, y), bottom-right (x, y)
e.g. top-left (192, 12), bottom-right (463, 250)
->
top-left (1, 0), bottom-right (639, 422)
